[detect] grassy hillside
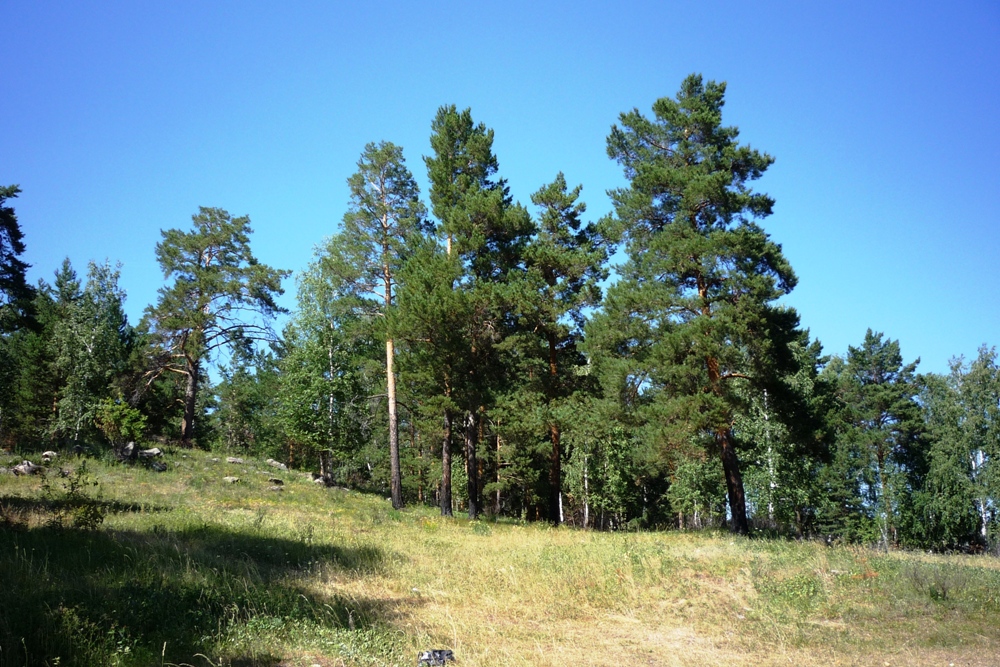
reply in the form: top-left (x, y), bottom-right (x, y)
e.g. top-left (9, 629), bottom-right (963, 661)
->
top-left (2, 449), bottom-right (999, 667)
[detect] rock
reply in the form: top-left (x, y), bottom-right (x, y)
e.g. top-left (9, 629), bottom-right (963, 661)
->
top-left (223, 476), bottom-right (240, 484)
top-left (268, 485), bottom-right (283, 492)
top-left (12, 460), bottom-right (42, 476)
top-left (41, 450), bottom-right (58, 462)
top-left (313, 477), bottom-right (326, 484)
top-left (121, 442), bottom-right (136, 459)
top-left (418, 649), bottom-right (455, 666)
top-left (149, 461), bottom-right (168, 472)
top-left (0, 467), bottom-right (8, 475)
top-left (226, 456), bottom-right (244, 464)
top-left (265, 458), bottom-right (288, 470)
top-left (138, 447), bottom-right (162, 459)
top-left (210, 457), bottom-right (220, 462)
top-left (72, 444), bottom-right (87, 456)
top-left (267, 477), bottom-right (283, 485)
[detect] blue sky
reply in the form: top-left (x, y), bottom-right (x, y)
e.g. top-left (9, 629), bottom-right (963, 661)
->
top-left (3, 1), bottom-right (998, 374)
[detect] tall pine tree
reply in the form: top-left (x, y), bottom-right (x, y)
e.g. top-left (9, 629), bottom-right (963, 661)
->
top-left (586, 74), bottom-right (801, 534)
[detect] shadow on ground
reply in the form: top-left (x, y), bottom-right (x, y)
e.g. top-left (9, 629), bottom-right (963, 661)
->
top-left (0, 500), bottom-right (399, 667)
top-left (0, 494), bottom-right (171, 517)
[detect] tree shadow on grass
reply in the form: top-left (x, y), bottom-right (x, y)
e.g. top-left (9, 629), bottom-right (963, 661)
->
top-left (0, 494), bottom-right (171, 517)
top-left (0, 516), bottom-right (406, 667)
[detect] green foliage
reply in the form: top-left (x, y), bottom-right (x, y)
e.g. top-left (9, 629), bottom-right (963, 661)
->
top-left (277, 239), bottom-right (382, 479)
top-left (819, 330), bottom-right (925, 547)
top-left (51, 261), bottom-right (136, 445)
top-left (0, 184), bottom-right (36, 334)
top-left (94, 396), bottom-right (147, 451)
top-left (917, 347), bottom-right (1000, 550)
top-left (40, 462), bottom-right (107, 530)
top-left (586, 74), bottom-right (802, 534)
top-left (0, 287), bottom-right (61, 449)
top-left (145, 207), bottom-right (289, 444)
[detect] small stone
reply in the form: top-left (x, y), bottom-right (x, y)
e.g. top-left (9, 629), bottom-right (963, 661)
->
top-left (12, 460), bottom-right (42, 476)
top-left (268, 485), bottom-right (283, 492)
top-left (265, 458), bottom-right (288, 470)
top-left (149, 461), bottom-right (168, 472)
top-left (226, 456), bottom-right (244, 464)
top-left (267, 477), bottom-right (283, 485)
top-left (138, 447), bottom-right (162, 459)
top-left (41, 450), bottom-right (58, 462)
top-left (418, 649), bottom-right (455, 666)
top-left (313, 477), bottom-right (325, 484)
top-left (223, 476), bottom-right (240, 484)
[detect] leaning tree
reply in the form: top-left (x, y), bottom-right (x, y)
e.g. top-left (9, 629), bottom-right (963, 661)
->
top-left (145, 207), bottom-right (288, 445)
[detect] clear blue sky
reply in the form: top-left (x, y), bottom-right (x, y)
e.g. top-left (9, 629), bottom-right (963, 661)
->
top-left (3, 1), bottom-right (998, 374)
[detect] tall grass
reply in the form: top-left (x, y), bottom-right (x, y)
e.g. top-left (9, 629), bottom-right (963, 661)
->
top-left (3, 450), bottom-right (999, 666)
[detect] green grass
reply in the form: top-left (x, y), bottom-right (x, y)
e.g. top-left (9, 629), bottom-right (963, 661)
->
top-left (2, 449), bottom-right (1000, 666)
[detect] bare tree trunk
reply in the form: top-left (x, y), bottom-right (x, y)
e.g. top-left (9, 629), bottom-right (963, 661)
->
top-left (545, 333), bottom-right (563, 525)
top-left (386, 338), bottom-right (403, 509)
top-left (441, 410), bottom-right (453, 517)
top-left (718, 429), bottom-right (749, 535)
top-left (181, 359), bottom-right (199, 446)
top-left (495, 429), bottom-right (502, 515)
top-left (465, 410), bottom-right (479, 519)
top-left (582, 451), bottom-right (589, 529)
top-left (327, 324), bottom-right (336, 443)
top-left (319, 449), bottom-right (334, 486)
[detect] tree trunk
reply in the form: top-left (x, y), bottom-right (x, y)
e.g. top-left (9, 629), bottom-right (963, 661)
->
top-left (181, 360), bottom-right (199, 446)
top-left (465, 410), bottom-right (479, 519)
top-left (718, 429), bottom-right (749, 535)
top-left (387, 338), bottom-right (403, 509)
top-left (495, 430), bottom-right (502, 515)
top-left (319, 449), bottom-right (334, 486)
top-left (547, 332), bottom-right (562, 525)
top-left (548, 423), bottom-right (562, 525)
top-left (441, 410), bottom-right (453, 517)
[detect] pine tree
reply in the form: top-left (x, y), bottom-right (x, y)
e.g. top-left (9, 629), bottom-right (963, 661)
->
top-left (586, 74), bottom-right (800, 534)
top-left (422, 105), bottom-right (535, 518)
top-left (505, 173), bottom-right (607, 524)
top-left (145, 207), bottom-right (288, 445)
top-left (831, 330), bottom-right (924, 547)
top-left (0, 185), bottom-right (35, 334)
top-left (328, 141), bottom-right (428, 509)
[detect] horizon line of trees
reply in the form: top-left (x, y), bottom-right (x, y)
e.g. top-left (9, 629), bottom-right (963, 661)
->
top-left (1, 75), bottom-right (997, 552)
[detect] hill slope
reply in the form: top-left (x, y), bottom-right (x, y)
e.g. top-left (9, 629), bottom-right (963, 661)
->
top-left (2, 449), bottom-right (999, 666)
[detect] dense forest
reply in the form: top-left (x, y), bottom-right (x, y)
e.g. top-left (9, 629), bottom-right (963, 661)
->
top-left (2, 75), bottom-right (997, 552)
